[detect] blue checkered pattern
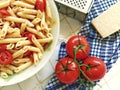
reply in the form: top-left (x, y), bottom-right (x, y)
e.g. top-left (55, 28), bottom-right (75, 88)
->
top-left (46, 0), bottom-right (120, 89)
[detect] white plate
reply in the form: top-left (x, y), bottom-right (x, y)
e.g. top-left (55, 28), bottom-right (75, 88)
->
top-left (0, 0), bottom-right (60, 86)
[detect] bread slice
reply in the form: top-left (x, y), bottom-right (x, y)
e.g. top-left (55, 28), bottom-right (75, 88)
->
top-left (91, 1), bottom-right (120, 38)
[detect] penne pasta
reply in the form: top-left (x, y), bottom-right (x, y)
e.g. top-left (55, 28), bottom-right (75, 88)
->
top-left (23, 46), bottom-right (41, 53)
top-left (0, 72), bottom-right (8, 79)
top-left (0, 67), bottom-right (13, 75)
top-left (0, 22), bottom-right (9, 39)
top-left (12, 47), bottom-right (29, 59)
top-left (6, 64), bottom-right (17, 71)
top-left (14, 61), bottom-right (32, 73)
top-left (38, 37), bottom-right (53, 43)
top-left (32, 18), bottom-right (41, 25)
top-left (8, 6), bottom-right (17, 17)
top-left (33, 53), bottom-right (39, 65)
top-left (17, 12), bottom-right (36, 20)
top-left (12, 1), bottom-right (34, 9)
top-left (20, 21), bottom-right (27, 33)
top-left (0, 0), bottom-right (10, 9)
top-left (23, 0), bottom-right (35, 5)
top-left (13, 58), bottom-right (30, 64)
top-left (32, 36), bottom-right (44, 53)
top-left (0, 38), bottom-right (27, 44)
top-left (4, 16), bottom-right (26, 23)
top-left (0, 0), bottom-right (54, 79)
top-left (15, 40), bottom-right (31, 49)
top-left (20, 8), bottom-right (37, 15)
top-left (26, 27), bottom-right (46, 38)
top-left (7, 43), bottom-right (14, 50)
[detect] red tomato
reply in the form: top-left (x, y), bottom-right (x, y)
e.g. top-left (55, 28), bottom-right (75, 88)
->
top-left (0, 44), bottom-right (7, 51)
top-left (66, 35), bottom-right (90, 60)
top-left (35, 0), bottom-right (46, 12)
top-left (55, 57), bottom-right (80, 84)
top-left (29, 54), bottom-right (34, 63)
top-left (0, 50), bottom-right (13, 65)
top-left (81, 56), bottom-right (106, 81)
top-left (24, 50), bottom-right (34, 63)
top-left (22, 32), bottom-right (35, 42)
top-left (0, 9), bottom-right (11, 17)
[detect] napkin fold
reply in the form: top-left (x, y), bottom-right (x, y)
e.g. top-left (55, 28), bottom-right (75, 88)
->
top-left (46, 0), bottom-right (120, 89)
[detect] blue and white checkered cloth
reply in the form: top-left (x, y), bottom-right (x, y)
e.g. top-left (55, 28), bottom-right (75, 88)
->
top-left (46, 0), bottom-right (120, 89)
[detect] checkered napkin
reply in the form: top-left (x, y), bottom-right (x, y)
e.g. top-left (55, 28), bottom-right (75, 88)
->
top-left (46, 0), bottom-right (120, 89)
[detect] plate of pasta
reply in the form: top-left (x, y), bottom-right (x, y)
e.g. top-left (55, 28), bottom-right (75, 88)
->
top-left (0, 0), bottom-right (59, 86)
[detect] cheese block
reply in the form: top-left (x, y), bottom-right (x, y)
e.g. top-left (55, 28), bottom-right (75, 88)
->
top-left (91, 1), bottom-right (120, 38)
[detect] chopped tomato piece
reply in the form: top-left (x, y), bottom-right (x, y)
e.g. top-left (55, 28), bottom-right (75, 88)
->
top-left (0, 44), bottom-right (7, 51)
top-left (24, 50), bottom-right (34, 63)
top-left (29, 54), bottom-right (34, 63)
top-left (0, 9), bottom-right (11, 17)
top-left (0, 50), bottom-right (13, 65)
top-left (35, 0), bottom-right (46, 12)
top-left (22, 32), bottom-right (36, 42)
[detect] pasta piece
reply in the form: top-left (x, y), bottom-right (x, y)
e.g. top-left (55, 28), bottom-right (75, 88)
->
top-left (4, 16), bottom-right (34, 27)
top-left (26, 27), bottom-right (45, 38)
top-left (20, 21), bottom-right (27, 33)
top-left (10, 0), bottom-right (15, 4)
top-left (32, 18), bottom-right (41, 25)
top-left (6, 33), bottom-right (21, 38)
top-left (37, 10), bottom-right (42, 19)
top-left (33, 53), bottom-right (39, 65)
top-left (14, 61), bottom-right (32, 73)
top-left (37, 52), bottom-right (43, 60)
top-left (26, 20), bottom-right (34, 27)
top-left (0, 22), bottom-right (9, 39)
top-left (17, 12), bottom-right (36, 20)
top-left (32, 36), bottom-right (44, 53)
top-left (23, 46), bottom-right (41, 53)
top-left (0, 67), bottom-right (13, 75)
top-left (0, 72), bottom-right (8, 79)
top-left (15, 40), bottom-right (31, 49)
top-left (23, 0), bottom-right (35, 5)
top-left (7, 43), bottom-right (14, 50)
top-left (12, 1), bottom-right (34, 9)
top-left (41, 12), bottom-right (49, 30)
top-left (0, 38), bottom-right (27, 44)
top-left (12, 48), bottom-right (28, 59)
top-left (45, 0), bottom-right (55, 27)
top-left (45, 0), bottom-right (52, 20)
top-left (6, 28), bottom-right (21, 38)
top-left (36, 24), bottom-right (42, 31)
top-left (0, 0), bottom-right (10, 9)
top-left (11, 6), bottom-right (21, 13)
top-left (13, 58), bottom-right (30, 64)
top-left (20, 8), bottom-right (37, 15)
top-left (6, 64), bottom-right (17, 71)
top-left (8, 6), bottom-right (17, 17)
top-left (4, 16), bottom-right (26, 23)
top-left (37, 36), bottom-right (53, 43)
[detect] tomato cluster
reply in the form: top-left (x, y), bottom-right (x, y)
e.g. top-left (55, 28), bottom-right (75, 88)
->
top-left (55, 35), bottom-right (106, 85)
